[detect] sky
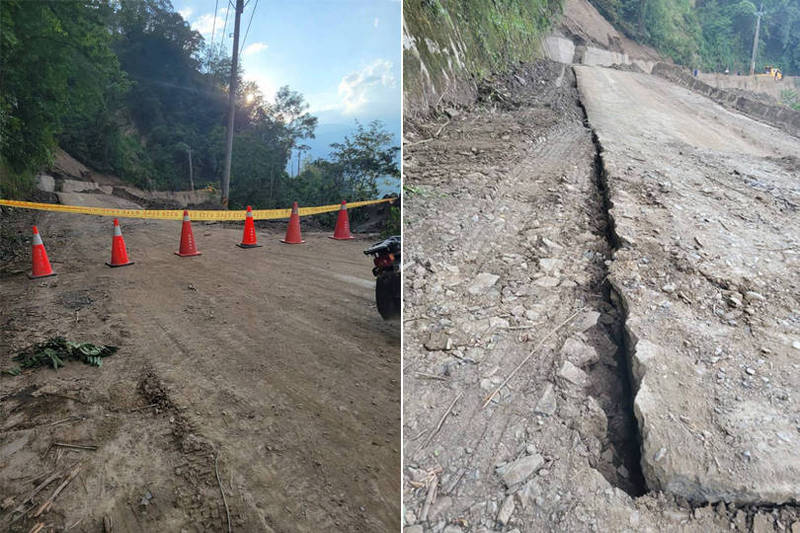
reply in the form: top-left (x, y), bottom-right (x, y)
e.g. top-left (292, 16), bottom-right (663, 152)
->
top-left (173, 0), bottom-right (401, 178)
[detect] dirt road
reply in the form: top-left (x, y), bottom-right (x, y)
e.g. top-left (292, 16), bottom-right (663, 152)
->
top-left (403, 61), bottom-right (800, 532)
top-left (0, 191), bottom-right (400, 532)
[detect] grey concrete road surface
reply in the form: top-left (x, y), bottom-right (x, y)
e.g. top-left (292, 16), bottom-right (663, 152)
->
top-left (576, 65), bottom-right (800, 505)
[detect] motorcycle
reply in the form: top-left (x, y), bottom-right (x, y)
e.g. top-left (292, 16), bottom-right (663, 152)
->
top-left (364, 235), bottom-right (401, 320)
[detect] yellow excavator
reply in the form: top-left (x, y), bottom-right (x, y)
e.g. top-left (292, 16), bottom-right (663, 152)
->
top-left (758, 65), bottom-right (783, 80)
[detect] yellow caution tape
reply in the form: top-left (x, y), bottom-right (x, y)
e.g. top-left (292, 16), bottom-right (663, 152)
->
top-left (0, 197), bottom-right (395, 221)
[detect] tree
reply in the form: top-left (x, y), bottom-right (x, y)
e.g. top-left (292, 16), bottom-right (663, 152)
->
top-left (1, 0), bottom-right (127, 197)
top-left (329, 120), bottom-right (400, 200)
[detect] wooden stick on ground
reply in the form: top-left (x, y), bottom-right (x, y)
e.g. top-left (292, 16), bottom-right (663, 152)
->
top-left (482, 308), bottom-right (584, 408)
top-left (8, 471), bottom-right (62, 523)
top-left (32, 463), bottom-right (82, 518)
top-left (53, 442), bottom-right (97, 451)
top-left (416, 391), bottom-right (463, 453)
top-left (215, 454), bottom-right (231, 533)
top-left (419, 475), bottom-right (438, 522)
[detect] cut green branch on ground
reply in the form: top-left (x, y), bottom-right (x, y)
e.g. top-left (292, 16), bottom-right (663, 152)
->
top-left (3, 337), bottom-right (118, 375)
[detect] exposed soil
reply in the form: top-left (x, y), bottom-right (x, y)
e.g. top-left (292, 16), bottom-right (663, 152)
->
top-left (402, 59), bottom-right (800, 532)
top-left (0, 189), bottom-right (400, 532)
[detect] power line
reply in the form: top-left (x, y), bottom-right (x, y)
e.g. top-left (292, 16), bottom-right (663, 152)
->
top-left (209, 0), bottom-right (219, 49)
top-left (239, 0), bottom-right (259, 56)
top-left (221, 0), bottom-right (231, 51)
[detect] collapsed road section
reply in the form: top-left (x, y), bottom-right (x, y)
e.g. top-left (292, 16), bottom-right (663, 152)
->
top-left (575, 65), bottom-right (800, 505)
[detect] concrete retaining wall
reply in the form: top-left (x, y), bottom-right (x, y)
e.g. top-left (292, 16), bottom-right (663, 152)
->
top-left (576, 45), bottom-right (628, 67)
top-left (697, 72), bottom-right (800, 102)
top-left (652, 62), bottom-right (800, 139)
top-left (541, 36), bottom-right (576, 64)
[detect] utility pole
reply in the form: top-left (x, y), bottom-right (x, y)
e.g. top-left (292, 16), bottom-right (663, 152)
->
top-left (749, 2), bottom-right (764, 76)
top-left (187, 146), bottom-right (194, 192)
top-left (221, 0), bottom-right (244, 208)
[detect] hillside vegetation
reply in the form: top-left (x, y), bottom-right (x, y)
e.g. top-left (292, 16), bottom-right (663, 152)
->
top-left (0, 0), bottom-right (399, 208)
top-left (590, 0), bottom-right (800, 74)
top-left (403, 0), bottom-right (562, 114)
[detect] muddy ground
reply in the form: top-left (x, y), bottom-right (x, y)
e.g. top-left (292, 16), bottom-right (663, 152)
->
top-left (402, 60), bottom-right (800, 532)
top-left (0, 189), bottom-right (400, 532)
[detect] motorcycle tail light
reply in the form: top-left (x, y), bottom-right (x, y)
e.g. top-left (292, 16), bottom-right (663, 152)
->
top-left (374, 254), bottom-right (394, 268)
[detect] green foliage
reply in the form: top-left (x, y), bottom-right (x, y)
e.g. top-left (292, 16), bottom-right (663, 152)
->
top-left (381, 206), bottom-right (401, 238)
top-left (0, 0), bottom-right (127, 195)
top-left (256, 120), bottom-right (400, 210)
top-left (782, 89), bottom-right (800, 109)
top-left (591, 0), bottom-right (800, 75)
top-left (3, 337), bottom-right (118, 375)
top-left (1, 0), bottom-right (398, 217)
top-left (404, 0), bottom-right (563, 104)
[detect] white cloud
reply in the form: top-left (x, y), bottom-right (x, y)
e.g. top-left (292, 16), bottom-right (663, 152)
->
top-left (191, 13), bottom-right (225, 41)
top-left (243, 42), bottom-right (268, 56)
top-left (338, 59), bottom-right (396, 114)
top-left (178, 7), bottom-right (192, 20)
top-left (373, 17), bottom-right (380, 28)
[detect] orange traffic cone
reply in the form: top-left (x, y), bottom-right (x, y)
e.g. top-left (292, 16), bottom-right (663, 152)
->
top-left (106, 218), bottom-right (134, 267)
top-left (237, 205), bottom-right (262, 248)
top-left (281, 201), bottom-right (305, 244)
top-left (329, 200), bottom-right (355, 240)
top-left (175, 210), bottom-right (201, 257)
top-left (28, 226), bottom-right (56, 279)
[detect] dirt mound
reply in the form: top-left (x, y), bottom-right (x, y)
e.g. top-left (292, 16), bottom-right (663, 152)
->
top-left (559, 0), bottom-right (661, 62)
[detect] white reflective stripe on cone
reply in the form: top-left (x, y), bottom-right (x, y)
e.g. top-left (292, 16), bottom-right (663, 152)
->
top-left (246, 211), bottom-right (253, 218)
top-left (32, 232), bottom-right (43, 246)
top-left (114, 225), bottom-right (122, 236)
top-left (184, 214), bottom-right (190, 221)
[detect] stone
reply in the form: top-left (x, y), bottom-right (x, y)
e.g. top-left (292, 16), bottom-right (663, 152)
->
top-left (35, 173), bottom-right (55, 192)
top-left (575, 311), bottom-right (601, 332)
top-left (442, 526), bottom-right (463, 533)
top-left (534, 276), bottom-right (560, 288)
top-left (558, 361), bottom-right (588, 387)
top-left (661, 283), bottom-right (676, 294)
top-left (468, 273), bottom-right (500, 295)
top-left (538, 258), bottom-right (562, 273)
top-left (578, 396), bottom-right (607, 439)
top-left (497, 495), bottom-right (515, 525)
top-left (728, 294), bottom-right (743, 308)
top-left (424, 332), bottom-right (452, 351)
top-left (497, 453), bottom-right (544, 487)
top-left (404, 526), bottom-right (424, 533)
top-left (745, 291), bottom-right (765, 302)
top-left (542, 237), bottom-right (563, 250)
top-left (560, 337), bottom-right (599, 368)
top-left (791, 521), bottom-right (800, 533)
top-left (534, 383), bottom-right (557, 416)
top-left (428, 496), bottom-right (452, 521)
top-left (752, 513), bottom-right (774, 533)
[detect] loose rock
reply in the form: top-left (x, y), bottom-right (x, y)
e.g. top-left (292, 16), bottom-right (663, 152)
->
top-left (497, 453), bottom-right (545, 487)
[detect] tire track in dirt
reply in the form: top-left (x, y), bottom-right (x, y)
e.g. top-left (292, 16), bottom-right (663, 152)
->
top-left (1, 202), bottom-right (399, 531)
